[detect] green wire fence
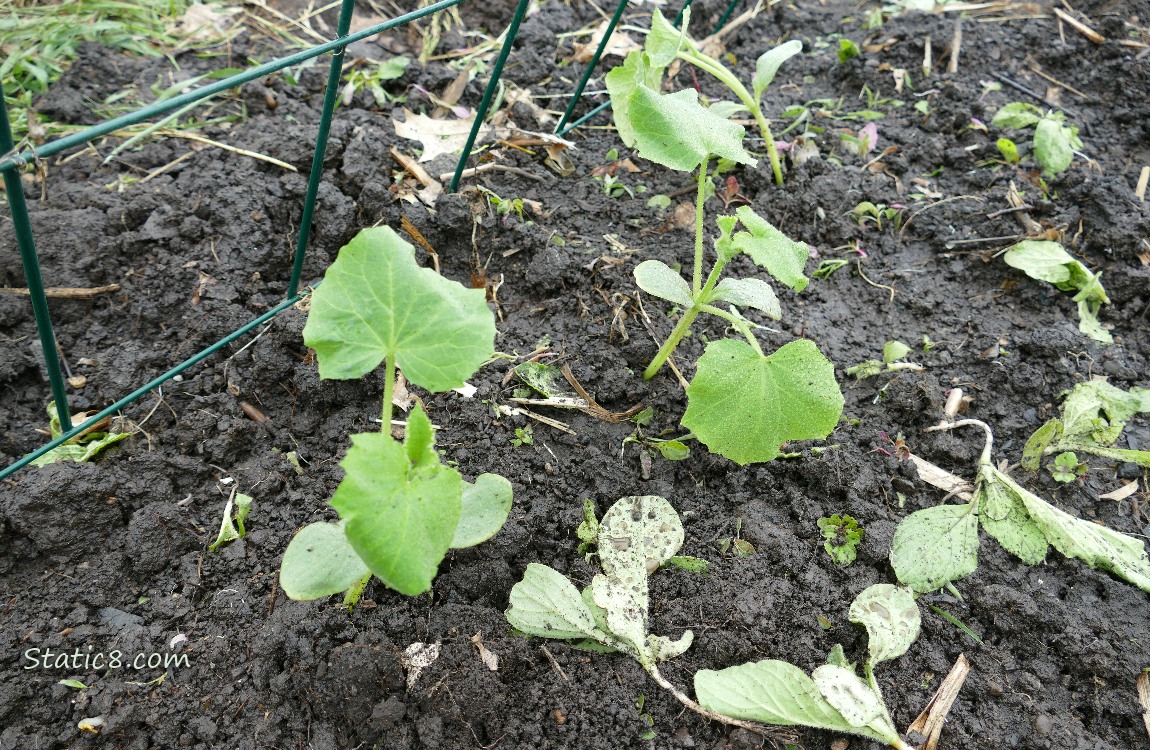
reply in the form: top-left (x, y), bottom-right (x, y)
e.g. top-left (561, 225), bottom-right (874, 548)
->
top-left (0, 0), bottom-right (530, 479)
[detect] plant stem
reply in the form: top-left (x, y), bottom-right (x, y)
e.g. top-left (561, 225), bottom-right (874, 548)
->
top-left (693, 156), bottom-right (709, 296)
top-left (698, 304), bottom-right (764, 356)
top-left (925, 418), bottom-right (995, 468)
top-left (343, 572), bottom-right (371, 609)
top-left (644, 663), bottom-right (778, 738)
top-left (643, 306), bottom-right (701, 380)
top-left (680, 51), bottom-right (785, 186)
top-left (381, 356), bottom-right (396, 430)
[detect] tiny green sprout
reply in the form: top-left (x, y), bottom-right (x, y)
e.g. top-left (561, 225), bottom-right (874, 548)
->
top-left (1003, 240), bottom-right (1111, 344)
top-left (511, 425), bottom-right (534, 447)
top-left (647, 194), bottom-right (672, 211)
top-left (1050, 452), bottom-right (1086, 483)
top-left (992, 102), bottom-right (1083, 175)
top-left (343, 56), bottom-right (410, 107)
top-left (576, 498), bottom-right (600, 556)
top-left (279, 228), bottom-right (512, 604)
top-left (665, 555), bottom-right (709, 574)
top-left (813, 258), bottom-right (849, 279)
top-left (817, 614), bottom-right (833, 630)
top-left (59, 679), bottom-right (89, 690)
top-left (1022, 380), bottom-right (1150, 471)
top-left (921, 334), bottom-right (937, 353)
top-left (209, 489), bottom-right (253, 552)
top-left (892, 417), bottom-right (1150, 594)
top-left (996, 137), bottom-right (1020, 164)
top-left (846, 340), bottom-right (924, 379)
top-left (606, 147), bottom-right (619, 161)
top-left (597, 174), bottom-right (634, 199)
top-left (837, 39), bottom-right (861, 63)
top-left (818, 514), bottom-right (864, 566)
top-left (914, 100), bottom-right (931, 116)
top-left (697, 584), bottom-right (924, 749)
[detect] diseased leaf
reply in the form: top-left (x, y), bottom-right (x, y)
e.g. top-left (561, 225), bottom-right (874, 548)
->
top-left (976, 478), bottom-right (1050, 566)
top-left (626, 86), bottom-right (755, 172)
top-left (303, 228), bottom-right (495, 389)
top-left (331, 430), bottom-right (462, 596)
top-left (451, 473), bottom-right (513, 548)
top-left (279, 522), bottom-right (371, 600)
top-left (634, 259), bottom-right (694, 307)
top-left (848, 584), bottom-right (920, 668)
top-left (752, 40), bottom-right (803, 101)
top-left (1022, 419), bottom-right (1062, 470)
top-left (992, 102), bottom-right (1042, 129)
top-left (506, 563), bottom-right (600, 639)
top-left (891, 503), bottom-right (979, 592)
top-left (695, 660), bottom-right (860, 733)
top-left (811, 664), bottom-right (884, 728)
top-left (731, 206), bottom-right (810, 292)
top-left (1059, 380), bottom-right (1150, 445)
top-left (683, 339), bottom-right (843, 464)
top-left (597, 495), bottom-right (684, 588)
top-left (709, 277), bottom-right (782, 319)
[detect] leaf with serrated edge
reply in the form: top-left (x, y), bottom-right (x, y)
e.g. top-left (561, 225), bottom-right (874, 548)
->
top-left (303, 227), bottom-right (495, 389)
top-left (627, 86), bottom-right (755, 172)
top-left (683, 339), bottom-right (843, 465)
top-left (848, 584), bottom-right (920, 668)
top-left (993, 467), bottom-right (1150, 592)
top-left (978, 480), bottom-right (1048, 565)
top-left (732, 206), bottom-right (810, 292)
top-left (891, 503), bottom-right (979, 592)
top-left (451, 473), bottom-right (513, 548)
top-left (695, 660), bottom-right (865, 734)
top-left (507, 563), bottom-right (600, 639)
top-left (330, 432), bottom-right (461, 596)
top-left (279, 522), bottom-right (370, 600)
top-left (634, 260), bottom-right (693, 307)
top-left (709, 278), bottom-right (782, 319)
top-left (752, 40), bottom-right (802, 101)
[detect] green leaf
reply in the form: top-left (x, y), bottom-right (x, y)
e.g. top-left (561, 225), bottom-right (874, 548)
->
top-left (1022, 419), bottom-right (1062, 470)
top-left (1058, 380), bottom-right (1150, 445)
top-left (58, 679), bottom-right (89, 690)
top-left (666, 555), bottom-right (709, 573)
top-left (1062, 444), bottom-right (1150, 468)
top-left (330, 430), bottom-right (462, 596)
top-left (992, 102), bottom-right (1042, 129)
top-left (848, 584), bottom-right (920, 668)
top-left (891, 503), bottom-right (979, 592)
top-left (404, 404), bottom-right (438, 469)
top-left (1033, 116), bottom-right (1075, 175)
top-left (752, 40), bottom-right (803, 101)
top-left (731, 206), bottom-right (810, 292)
top-left (978, 480), bottom-right (1048, 565)
top-left (514, 361), bottom-right (573, 399)
top-left (996, 137), bottom-right (1020, 163)
top-left (1076, 294), bottom-right (1112, 343)
top-left (708, 100), bottom-right (749, 119)
top-left (506, 563), bottom-right (600, 639)
top-left (811, 664), bottom-right (884, 728)
top-left (683, 339), bottom-right (843, 465)
top-left (695, 660), bottom-right (861, 733)
top-left (882, 340), bottom-right (911, 364)
top-left (654, 440), bottom-right (691, 461)
top-left (577, 498), bottom-right (600, 548)
top-left (1003, 240), bottom-right (1077, 287)
top-left (708, 278), bottom-right (782, 319)
top-left (626, 86), bottom-right (755, 172)
top-left (1050, 452), bottom-right (1085, 483)
top-left (837, 39), bottom-right (860, 63)
top-left (302, 227), bottom-right (495, 390)
top-left (993, 468), bottom-right (1150, 592)
top-left (645, 8), bottom-right (688, 67)
top-left (31, 402), bottom-right (130, 467)
top-left (376, 56), bottom-right (410, 80)
top-left (279, 522), bottom-right (371, 600)
top-left (634, 259), bottom-right (694, 307)
top-left (606, 52), bottom-right (664, 148)
top-left (818, 514), bottom-right (862, 566)
top-left (451, 473), bottom-right (513, 548)
top-left (845, 360), bottom-right (883, 380)
top-left (234, 493), bottom-right (252, 536)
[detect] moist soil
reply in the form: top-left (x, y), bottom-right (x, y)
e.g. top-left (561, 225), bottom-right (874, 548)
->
top-left (2, 1), bottom-right (1150, 748)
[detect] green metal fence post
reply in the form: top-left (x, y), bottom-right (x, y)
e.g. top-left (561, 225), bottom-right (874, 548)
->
top-left (449, 0), bottom-right (531, 192)
top-left (712, 0), bottom-right (745, 33)
top-left (672, 0), bottom-right (696, 28)
top-left (554, 0), bottom-right (630, 135)
top-left (0, 82), bottom-right (71, 429)
top-left (287, 0), bottom-right (356, 298)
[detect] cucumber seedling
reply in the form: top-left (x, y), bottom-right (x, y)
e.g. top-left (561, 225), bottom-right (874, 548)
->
top-left (992, 102), bottom-right (1083, 176)
top-left (607, 21), bottom-right (843, 465)
top-left (1022, 380), bottom-right (1150, 472)
top-left (279, 228), bottom-right (512, 604)
top-left (1003, 240), bottom-right (1111, 344)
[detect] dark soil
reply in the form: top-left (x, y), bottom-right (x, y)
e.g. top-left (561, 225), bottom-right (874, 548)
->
top-left (3, 1), bottom-right (1150, 748)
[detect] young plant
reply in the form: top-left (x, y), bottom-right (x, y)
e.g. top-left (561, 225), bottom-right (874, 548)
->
top-left (1050, 452), bottom-right (1086, 483)
top-left (891, 418), bottom-right (1150, 594)
top-left (208, 488), bottom-right (253, 551)
top-left (695, 584), bottom-right (923, 750)
top-left (506, 496), bottom-right (757, 733)
top-left (818, 514), bottom-right (863, 566)
top-left (846, 340), bottom-right (924, 379)
top-left (991, 102), bottom-right (1083, 176)
top-left (1022, 380), bottom-right (1150, 471)
top-left (1003, 240), bottom-right (1111, 344)
top-left (30, 402), bottom-right (129, 468)
top-left (608, 47), bottom-right (842, 464)
top-left (609, 8), bottom-right (802, 186)
top-left (278, 228), bottom-right (512, 603)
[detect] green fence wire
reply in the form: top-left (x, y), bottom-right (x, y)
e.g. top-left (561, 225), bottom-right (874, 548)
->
top-left (0, 0), bottom-right (529, 479)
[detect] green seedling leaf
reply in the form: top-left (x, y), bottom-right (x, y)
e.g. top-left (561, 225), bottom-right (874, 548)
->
top-left (845, 360), bottom-right (884, 380)
top-left (507, 563), bottom-right (601, 639)
top-left (882, 340), bottom-right (911, 364)
top-left (752, 40), bottom-right (803, 101)
top-left (331, 406), bottom-right (462, 596)
top-left (1022, 418), bottom-right (1062, 470)
top-left (514, 361), bottom-right (573, 399)
top-left (209, 490), bottom-right (250, 552)
top-left (577, 498), bottom-right (600, 553)
top-left (1059, 380), bottom-right (1150, 445)
top-left (302, 227), bottom-right (495, 389)
top-left (683, 339), bottom-right (843, 465)
top-left (1033, 116), bottom-right (1078, 175)
top-left (848, 584), bottom-right (920, 668)
top-left (811, 664), bottom-right (885, 728)
top-left (233, 493), bottom-right (252, 536)
top-left (31, 402), bottom-right (130, 468)
top-left (696, 660), bottom-right (861, 733)
top-left (993, 467), bottom-right (1150, 592)
top-left (1050, 451), bottom-right (1085, 483)
top-left (992, 102), bottom-right (1042, 129)
top-left (451, 474), bottom-right (513, 548)
top-left (1004, 240), bottom-right (1111, 344)
top-left (818, 514), bottom-right (863, 566)
top-left (996, 137), bottom-right (1020, 163)
top-left (280, 522), bottom-right (371, 600)
top-left (715, 214), bottom-right (740, 262)
top-left (978, 480), bottom-right (1047, 565)
top-left (626, 85), bottom-right (755, 172)
top-left (708, 100), bottom-right (749, 119)
top-left (654, 440), bottom-right (692, 461)
top-left (645, 8), bottom-right (688, 67)
top-left (634, 259), bottom-right (694, 307)
top-left (890, 503), bottom-right (979, 593)
top-left (376, 56), bottom-right (411, 80)
top-left (666, 555), bottom-right (709, 573)
top-left (709, 278), bottom-right (782, 319)
top-left (731, 206), bottom-right (810, 292)
top-left (606, 52), bottom-right (665, 147)
top-left (837, 39), bottom-right (860, 63)
top-left (59, 679), bottom-right (89, 690)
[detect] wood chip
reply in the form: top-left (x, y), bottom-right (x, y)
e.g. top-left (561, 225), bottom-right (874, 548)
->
top-left (0, 284), bottom-right (121, 299)
top-left (908, 653), bottom-right (971, 750)
top-left (1099, 481), bottom-right (1140, 502)
top-left (1135, 166), bottom-right (1149, 202)
top-left (1138, 670), bottom-right (1150, 741)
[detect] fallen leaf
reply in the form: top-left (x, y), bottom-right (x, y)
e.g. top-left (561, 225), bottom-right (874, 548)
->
top-left (572, 20), bottom-right (642, 63)
top-left (1099, 481), bottom-right (1140, 502)
top-left (171, 3), bottom-right (237, 43)
top-left (393, 109), bottom-right (488, 163)
top-left (470, 632), bottom-right (499, 671)
top-left (670, 202), bottom-right (695, 230)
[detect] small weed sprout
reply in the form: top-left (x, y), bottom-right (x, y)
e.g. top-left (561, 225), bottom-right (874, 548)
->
top-left (1050, 452), bottom-right (1086, 483)
top-left (818, 514), bottom-right (863, 566)
top-left (511, 425), bottom-right (534, 447)
top-left (209, 488), bottom-right (253, 551)
top-left (30, 402), bottom-right (129, 468)
top-left (992, 102), bottom-right (1083, 176)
